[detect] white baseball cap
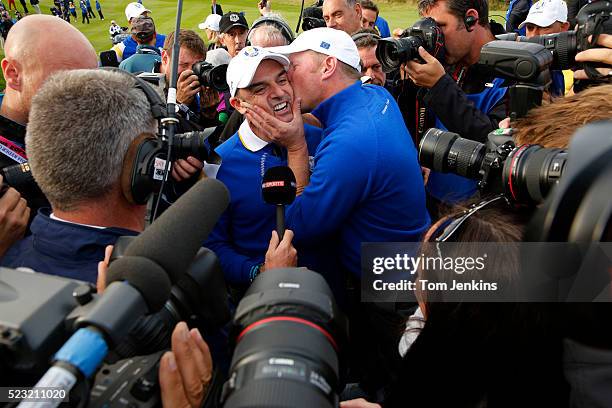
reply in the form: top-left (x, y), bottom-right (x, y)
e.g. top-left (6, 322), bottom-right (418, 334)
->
top-left (206, 48), bottom-right (231, 66)
top-left (269, 27), bottom-right (361, 72)
top-left (519, 0), bottom-right (568, 29)
top-left (125, 2), bottom-right (151, 22)
top-left (199, 14), bottom-right (221, 31)
top-left (226, 46), bottom-right (290, 97)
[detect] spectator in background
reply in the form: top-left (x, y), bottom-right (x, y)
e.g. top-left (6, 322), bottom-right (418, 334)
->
top-left (68, 1), bottom-right (76, 19)
top-left (352, 28), bottom-right (386, 86)
top-left (219, 11), bottom-right (248, 57)
top-left (14, 9), bottom-right (21, 19)
top-left (85, 0), bottom-right (94, 19)
top-left (374, 14), bottom-right (390, 38)
top-left (109, 19), bottom-right (122, 37)
top-left (7, 0), bottom-right (14, 11)
top-left (112, 2), bottom-right (166, 62)
top-left (211, 0), bottom-right (223, 16)
top-left (506, 0), bottom-right (531, 34)
top-left (79, 0), bottom-right (88, 24)
top-left (95, 0), bottom-right (103, 19)
top-left (0, 11), bottom-right (13, 44)
top-left (17, 0), bottom-right (26, 13)
top-left (119, 16), bottom-right (161, 73)
top-left (323, 0), bottom-right (362, 34)
top-left (198, 13), bottom-right (222, 50)
top-left (359, 0), bottom-right (376, 29)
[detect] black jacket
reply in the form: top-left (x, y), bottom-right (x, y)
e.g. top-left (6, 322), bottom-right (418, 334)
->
top-left (211, 2), bottom-right (223, 16)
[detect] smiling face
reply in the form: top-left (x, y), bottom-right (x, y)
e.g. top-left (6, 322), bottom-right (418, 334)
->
top-left (231, 59), bottom-right (295, 124)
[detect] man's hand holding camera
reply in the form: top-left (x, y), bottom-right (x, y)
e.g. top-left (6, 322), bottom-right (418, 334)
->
top-left (574, 34), bottom-right (612, 80)
top-left (176, 69), bottom-right (201, 105)
top-left (0, 175), bottom-right (30, 258)
top-left (403, 46), bottom-right (446, 88)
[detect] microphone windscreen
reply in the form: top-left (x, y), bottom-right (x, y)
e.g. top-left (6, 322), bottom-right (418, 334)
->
top-left (123, 178), bottom-right (230, 283)
top-left (262, 166), bottom-right (296, 205)
top-left (106, 255), bottom-right (172, 311)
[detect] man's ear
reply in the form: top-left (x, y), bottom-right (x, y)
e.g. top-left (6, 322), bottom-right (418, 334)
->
top-left (465, 8), bottom-right (479, 28)
top-left (560, 21), bottom-right (570, 32)
top-left (230, 95), bottom-right (247, 114)
top-left (355, 2), bottom-right (362, 19)
top-left (321, 56), bottom-right (337, 80)
top-left (2, 58), bottom-right (22, 92)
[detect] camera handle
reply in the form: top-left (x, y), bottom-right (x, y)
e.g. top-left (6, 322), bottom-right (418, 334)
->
top-left (508, 82), bottom-right (544, 119)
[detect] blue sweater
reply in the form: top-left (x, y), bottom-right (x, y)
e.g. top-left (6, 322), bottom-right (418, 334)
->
top-left (206, 121), bottom-right (323, 285)
top-left (2, 209), bottom-right (138, 283)
top-left (287, 81), bottom-right (431, 277)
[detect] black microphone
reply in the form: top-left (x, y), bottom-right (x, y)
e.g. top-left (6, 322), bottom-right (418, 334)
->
top-left (117, 178), bottom-right (230, 284)
top-left (262, 166), bottom-right (296, 240)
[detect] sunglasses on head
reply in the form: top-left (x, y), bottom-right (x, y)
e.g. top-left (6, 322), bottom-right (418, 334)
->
top-left (428, 194), bottom-right (510, 242)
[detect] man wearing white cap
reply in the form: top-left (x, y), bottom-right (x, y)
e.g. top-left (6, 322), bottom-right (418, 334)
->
top-left (206, 46), bottom-right (325, 291)
top-left (111, 2), bottom-right (166, 62)
top-left (199, 14), bottom-right (222, 50)
top-left (519, 0), bottom-right (570, 37)
top-left (247, 27), bottom-right (430, 393)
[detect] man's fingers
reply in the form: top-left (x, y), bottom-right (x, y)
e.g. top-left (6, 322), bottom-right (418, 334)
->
top-left (292, 97), bottom-right (302, 116)
top-left (0, 188), bottom-right (21, 212)
top-left (269, 229), bottom-right (280, 249)
top-left (159, 351), bottom-right (190, 408)
top-left (186, 156), bottom-right (204, 169)
top-left (575, 47), bottom-right (612, 63)
top-left (418, 46), bottom-right (435, 63)
top-left (573, 67), bottom-right (612, 80)
top-left (189, 328), bottom-right (213, 384)
top-left (171, 322), bottom-right (208, 408)
top-left (280, 229), bottom-right (294, 246)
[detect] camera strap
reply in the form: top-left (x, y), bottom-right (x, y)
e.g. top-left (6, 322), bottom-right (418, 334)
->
top-left (0, 134), bottom-right (27, 164)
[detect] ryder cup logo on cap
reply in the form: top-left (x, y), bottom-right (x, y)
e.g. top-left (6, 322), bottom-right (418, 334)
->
top-left (519, 0), bottom-right (568, 29)
top-left (230, 13), bottom-right (239, 22)
top-left (226, 46), bottom-right (290, 97)
top-left (269, 27), bottom-right (361, 72)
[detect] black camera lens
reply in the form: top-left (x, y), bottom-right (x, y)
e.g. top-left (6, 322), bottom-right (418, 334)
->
top-left (419, 128), bottom-right (486, 179)
top-left (502, 145), bottom-right (567, 204)
top-left (376, 36), bottom-right (423, 73)
top-left (174, 131), bottom-right (210, 161)
top-left (222, 268), bottom-right (348, 408)
top-left (192, 61), bottom-right (229, 92)
top-left (523, 31), bottom-right (577, 70)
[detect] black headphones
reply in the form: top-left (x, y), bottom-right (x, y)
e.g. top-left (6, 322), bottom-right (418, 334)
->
top-left (247, 15), bottom-right (295, 45)
top-left (464, 0), bottom-right (480, 32)
top-left (351, 31), bottom-right (381, 43)
top-left (101, 68), bottom-right (168, 206)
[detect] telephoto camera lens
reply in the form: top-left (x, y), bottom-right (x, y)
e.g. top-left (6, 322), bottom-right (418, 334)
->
top-left (174, 131), bottom-right (210, 161)
top-left (221, 268), bottom-right (348, 408)
top-left (502, 144), bottom-right (567, 205)
top-left (376, 35), bottom-right (423, 73)
top-left (192, 61), bottom-right (229, 92)
top-left (419, 128), bottom-right (487, 179)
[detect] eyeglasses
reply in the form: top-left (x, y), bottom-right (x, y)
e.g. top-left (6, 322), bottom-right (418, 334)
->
top-left (428, 194), bottom-right (509, 242)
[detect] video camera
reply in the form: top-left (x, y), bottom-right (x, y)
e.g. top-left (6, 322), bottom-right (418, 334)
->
top-left (376, 17), bottom-right (445, 73)
top-left (419, 127), bottom-right (567, 205)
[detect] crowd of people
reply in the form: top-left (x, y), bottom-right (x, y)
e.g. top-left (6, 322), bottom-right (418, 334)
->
top-left (0, 0), bottom-right (611, 405)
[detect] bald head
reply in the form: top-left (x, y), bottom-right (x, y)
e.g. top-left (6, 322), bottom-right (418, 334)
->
top-left (5, 15), bottom-right (97, 69)
top-left (1, 15), bottom-right (97, 124)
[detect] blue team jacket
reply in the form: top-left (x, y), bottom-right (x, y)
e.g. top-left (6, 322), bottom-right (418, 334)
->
top-left (206, 122), bottom-right (323, 285)
top-left (287, 81), bottom-right (431, 277)
top-left (121, 34), bottom-right (166, 62)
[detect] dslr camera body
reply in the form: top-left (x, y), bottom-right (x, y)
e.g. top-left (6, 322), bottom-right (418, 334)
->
top-left (376, 17), bottom-right (445, 72)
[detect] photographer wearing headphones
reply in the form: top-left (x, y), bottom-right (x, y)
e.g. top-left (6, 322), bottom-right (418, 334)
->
top-left (1, 70), bottom-right (155, 282)
top-left (400, 0), bottom-right (507, 205)
top-left (352, 28), bottom-right (386, 87)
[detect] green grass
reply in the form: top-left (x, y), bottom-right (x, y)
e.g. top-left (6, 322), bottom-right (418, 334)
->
top-left (0, 0), bottom-right (504, 89)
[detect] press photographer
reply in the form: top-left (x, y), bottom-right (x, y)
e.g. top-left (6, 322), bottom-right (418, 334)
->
top-left (388, 0), bottom-right (508, 206)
